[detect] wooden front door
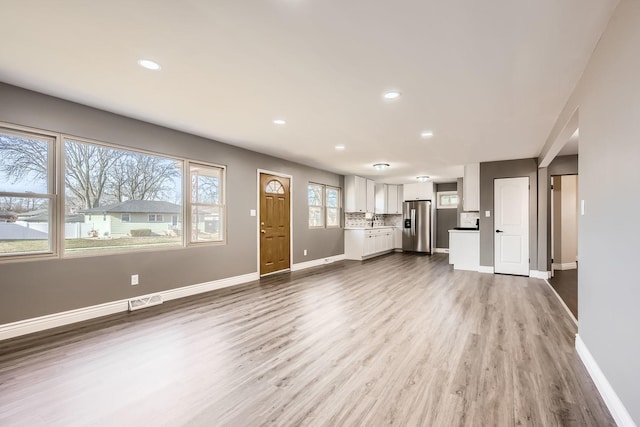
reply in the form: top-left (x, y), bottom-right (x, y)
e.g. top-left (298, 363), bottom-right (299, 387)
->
top-left (260, 173), bottom-right (291, 275)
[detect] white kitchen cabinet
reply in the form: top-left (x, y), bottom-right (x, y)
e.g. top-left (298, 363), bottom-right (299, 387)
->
top-left (393, 228), bottom-right (402, 249)
top-left (375, 184), bottom-right (402, 214)
top-left (345, 227), bottom-right (395, 260)
top-left (345, 176), bottom-right (375, 213)
top-left (366, 179), bottom-right (375, 213)
top-left (387, 185), bottom-right (399, 214)
top-left (403, 182), bottom-right (433, 201)
top-left (463, 163), bottom-right (480, 211)
top-left (448, 230), bottom-right (479, 271)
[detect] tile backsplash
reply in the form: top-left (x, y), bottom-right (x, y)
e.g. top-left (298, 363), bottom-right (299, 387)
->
top-left (345, 213), bottom-right (402, 228)
top-left (460, 212), bottom-right (480, 228)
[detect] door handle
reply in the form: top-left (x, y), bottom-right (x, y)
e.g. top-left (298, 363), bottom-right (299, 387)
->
top-left (261, 230), bottom-right (266, 234)
top-left (496, 229), bottom-right (504, 233)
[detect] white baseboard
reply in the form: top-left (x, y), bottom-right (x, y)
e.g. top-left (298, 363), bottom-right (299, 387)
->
top-left (291, 254), bottom-right (345, 272)
top-left (0, 271), bottom-right (259, 341)
top-left (434, 248), bottom-right (450, 254)
top-left (530, 270), bottom-right (551, 279)
top-left (478, 266), bottom-right (494, 274)
top-left (575, 335), bottom-right (637, 427)
top-left (553, 262), bottom-right (577, 271)
top-left (162, 272), bottom-right (259, 302)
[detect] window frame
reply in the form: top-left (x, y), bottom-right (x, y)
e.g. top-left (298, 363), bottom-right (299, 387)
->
top-left (325, 185), bottom-right (341, 228)
top-left (308, 182), bottom-right (342, 229)
top-left (121, 213), bottom-right (130, 222)
top-left (0, 123), bottom-right (59, 261)
top-left (308, 183), bottom-right (325, 228)
top-left (187, 160), bottom-right (227, 246)
top-left (436, 191), bottom-right (460, 209)
top-left (60, 135), bottom-right (186, 257)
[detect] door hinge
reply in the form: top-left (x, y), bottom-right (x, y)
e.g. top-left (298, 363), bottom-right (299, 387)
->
top-left (550, 184), bottom-right (554, 190)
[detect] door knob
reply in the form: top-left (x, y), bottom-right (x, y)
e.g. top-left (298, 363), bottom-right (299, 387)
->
top-left (261, 230), bottom-right (266, 234)
top-left (496, 229), bottom-right (504, 233)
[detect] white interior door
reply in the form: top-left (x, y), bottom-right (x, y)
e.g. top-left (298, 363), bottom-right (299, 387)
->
top-left (494, 177), bottom-right (529, 276)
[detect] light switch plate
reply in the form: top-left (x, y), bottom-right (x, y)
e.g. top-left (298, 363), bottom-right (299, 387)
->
top-left (485, 210), bottom-right (491, 217)
top-left (250, 209), bottom-right (256, 217)
top-left (581, 200), bottom-right (585, 215)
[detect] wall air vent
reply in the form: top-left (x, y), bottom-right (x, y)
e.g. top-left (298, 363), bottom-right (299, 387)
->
top-left (128, 294), bottom-right (163, 311)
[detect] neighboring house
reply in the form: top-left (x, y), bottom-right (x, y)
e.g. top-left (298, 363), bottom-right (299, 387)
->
top-left (80, 200), bottom-right (182, 237)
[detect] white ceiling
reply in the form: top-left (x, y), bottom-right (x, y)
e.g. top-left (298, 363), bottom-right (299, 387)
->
top-left (0, 1), bottom-right (617, 183)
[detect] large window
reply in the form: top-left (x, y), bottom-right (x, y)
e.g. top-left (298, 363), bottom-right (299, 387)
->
top-left (64, 138), bottom-right (183, 253)
top-left (308, 183), bottom-right (341, 228)
top-left (189, 162), bottom-right (225, 243)
top-left (0, 128), bottom-right (55, 257)
top-left (1, 124), bottom-right (230, 260)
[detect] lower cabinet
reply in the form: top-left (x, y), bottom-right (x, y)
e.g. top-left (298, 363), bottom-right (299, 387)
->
top-left (345, 228), bottom-right (395, 260)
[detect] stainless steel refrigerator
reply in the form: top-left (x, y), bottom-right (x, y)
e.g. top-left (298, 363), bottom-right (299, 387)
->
top-left (402, 200), bottom-right (432, 253)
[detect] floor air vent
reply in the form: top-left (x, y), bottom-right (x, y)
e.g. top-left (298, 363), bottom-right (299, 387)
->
top-left (128, 294), bottom-right (163, 311)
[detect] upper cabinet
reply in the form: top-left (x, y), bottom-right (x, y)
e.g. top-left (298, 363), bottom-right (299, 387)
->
top-left (366, 179), bottom-right (375, 213)
top-left (403, 182), bottom-right (434, 201)
top-left (463, 163), bottom-right (480, 211)
top-left (345, 175), bottom-right (375, 213)
top-left (375, 184), bottom-right (403, 214)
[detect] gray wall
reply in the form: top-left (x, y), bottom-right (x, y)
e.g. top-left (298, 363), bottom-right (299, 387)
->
top-left (549, 154), bottom-right (578, 176)
top-left (479, 159), bottom-right (538, 269)
top-left (435, 182), bottom-right (457, 248)
top-left (0, 83), bottom-right (344, 324)
top-left (571, 0), bottom-right (640, 421)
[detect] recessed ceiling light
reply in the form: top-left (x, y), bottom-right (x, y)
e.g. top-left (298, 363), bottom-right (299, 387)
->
top-left (137, 59), bottom-right (161, 70)
top-left (417, 176), bottom-right (430, 182)
top-left (373, 163), bottom-right (390, 171)
top-left (335, 144), bottom-right (345, 150)
top-left (273, 119), bottom-right (286, 125)
top-left (420, 130), bottom-right (434, 138)
top-left (383, 91), bottom-right (401, 100)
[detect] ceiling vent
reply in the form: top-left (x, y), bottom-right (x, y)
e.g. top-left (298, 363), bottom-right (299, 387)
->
top-left (128, 294), bottom-right (163, 311)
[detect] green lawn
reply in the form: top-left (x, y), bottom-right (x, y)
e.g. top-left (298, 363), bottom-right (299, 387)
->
top-left (0, 236), bottom-right (182, 255)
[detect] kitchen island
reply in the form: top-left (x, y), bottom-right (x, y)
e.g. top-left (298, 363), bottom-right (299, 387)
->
top-left (448, 229), bottom-right (479, 271)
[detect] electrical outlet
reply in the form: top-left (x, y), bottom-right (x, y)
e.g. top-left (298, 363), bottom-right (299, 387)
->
top-left (131, 274), bottom-right (139, 286)
top-left (303, 249), bottom-right (307, 256)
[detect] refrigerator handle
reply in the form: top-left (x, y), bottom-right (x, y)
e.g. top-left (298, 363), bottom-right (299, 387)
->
top-left (410, 209), bottom-right (416, 234)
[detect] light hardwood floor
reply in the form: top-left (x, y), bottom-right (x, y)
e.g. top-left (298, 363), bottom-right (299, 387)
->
top-left (0, 253), bottom-right (613, 426)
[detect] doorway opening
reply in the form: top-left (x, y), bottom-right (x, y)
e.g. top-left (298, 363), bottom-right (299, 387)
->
top-left (549, 173), bottom-right (579, 319)
top-left (258, 171), bottom-right (291, 276)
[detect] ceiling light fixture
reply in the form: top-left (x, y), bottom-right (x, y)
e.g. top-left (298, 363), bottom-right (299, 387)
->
top-left (416, 176), bottom-right (430, 182)
top-left (273, 119), bottom-right (286, 125)
top-left (420, 130), bottom-right (434, 138)
top-left (383, 91), bottom-right (401, 100)
top-left (373, 163), bottom-right (390, 171)
top-left (137, 59), bottom-right (161, 70)
top-left (335, 144), bottom-right (346, 150)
